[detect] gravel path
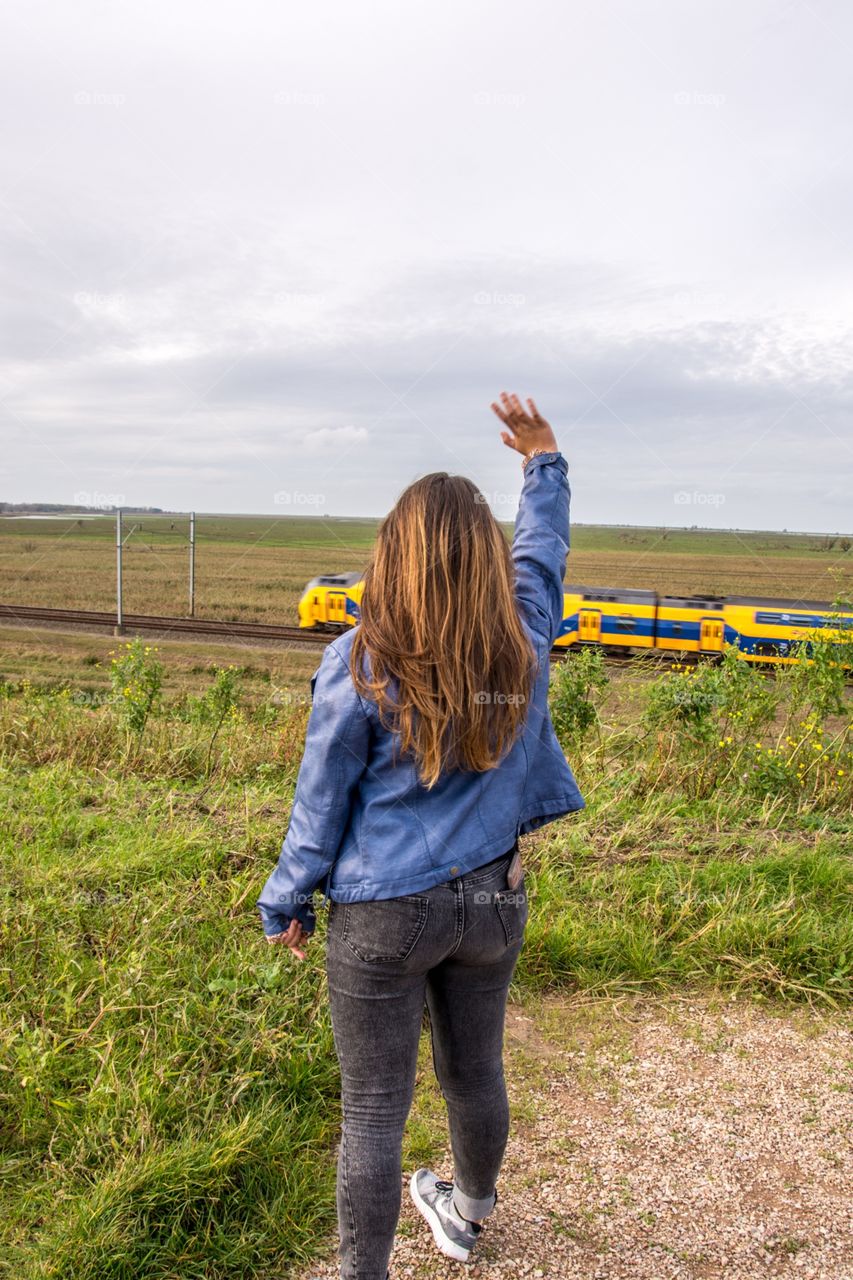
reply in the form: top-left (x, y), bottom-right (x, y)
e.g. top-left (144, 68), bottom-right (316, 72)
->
top-left (296, 995), bottom-right (852, 1280)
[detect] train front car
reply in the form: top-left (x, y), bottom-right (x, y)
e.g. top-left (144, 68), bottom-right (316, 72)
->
top-left (722, 597), bottom-right (853, 666)
top-left (297, 572), bottom-right (364, 630)
top-left (554, 586), bottom-right (658, 653)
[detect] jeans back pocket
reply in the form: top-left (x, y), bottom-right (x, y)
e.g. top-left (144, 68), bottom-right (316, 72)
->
top-left (337, 895), bottom-right (430, 963)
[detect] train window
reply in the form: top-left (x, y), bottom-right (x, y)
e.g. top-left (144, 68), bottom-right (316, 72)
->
top-left (753, 610), bottom-right (839, 629)
top-left (615, 614), bottom-right (636, 630)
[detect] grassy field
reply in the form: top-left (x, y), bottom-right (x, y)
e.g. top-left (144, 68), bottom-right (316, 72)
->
top-left (2, 513), bottom-right (852, 622)
top-left (1, 509), bottom-right (851, 1277)
top-left (1, 629), bottom-right (851, 1278)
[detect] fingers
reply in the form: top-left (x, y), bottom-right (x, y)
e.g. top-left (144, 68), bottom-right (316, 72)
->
top-left (527, 396), bottom-right (545, 425)
top-left (266, 932), bottom-right (307, 959)
top-left (492, 391), bottom-right (523, 429)
top-left (492, 391), bottom-right (519, 425)
top-left (492, 391), bottom-right (547, 451)
top-left (265, 918), bottom-right (310, 958)
top-left (492, 391), bottom-right (535, 425)
top-left (290, 922), bottom-right (308, 959)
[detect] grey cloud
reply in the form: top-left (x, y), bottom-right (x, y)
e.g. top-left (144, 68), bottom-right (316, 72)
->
top-left (1, 0), bottom-right (852, 533)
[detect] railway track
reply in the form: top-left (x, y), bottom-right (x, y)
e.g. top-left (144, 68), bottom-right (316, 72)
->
top-left (0, 602), bottom-right (583, 663)
top-left (0, 603), bottom-right (328, 648)
top-left (5, 603), bottom-right (838, 678)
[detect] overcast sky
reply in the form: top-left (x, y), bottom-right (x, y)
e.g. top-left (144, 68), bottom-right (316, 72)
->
top-left (2, 0), bottom-right (852, 531)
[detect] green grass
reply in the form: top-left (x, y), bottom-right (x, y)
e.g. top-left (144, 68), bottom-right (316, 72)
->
top-left (2, 511), bottom-right (847, 555)
top-left (1, 654), bottom-right (851, 1277)
top-left (1, 764), bottom-right (340, 1279)
top-left (0, 512), bottom-right (380, 548)
top-left (520, 821), bottom-right (852, 1001)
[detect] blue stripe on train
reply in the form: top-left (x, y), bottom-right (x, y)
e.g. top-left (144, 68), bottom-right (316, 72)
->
top-left (555, 608), bottom-right (846, 655)
top-left (725, 626), bottom-right (795, 656)
top-left (601, 618), bottom-right (656, 638)
top-left (558, 617), bottom-right (804, 653)
top-left (655, 618), bottom-right (702, 642)
top-left (556, 613), bottom-right (656, 640)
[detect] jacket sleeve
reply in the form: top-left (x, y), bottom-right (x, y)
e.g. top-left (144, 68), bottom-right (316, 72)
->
top-left (512, 451), bottom-right (571, 648)
top-left (256, 643), bottom-right (371, 937)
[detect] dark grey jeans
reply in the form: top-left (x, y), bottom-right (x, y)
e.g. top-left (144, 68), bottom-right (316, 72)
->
top-left (324, 844), bottom-right (528, 1280)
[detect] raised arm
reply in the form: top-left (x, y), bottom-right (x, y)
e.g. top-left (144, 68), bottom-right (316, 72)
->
top-left (490, 392), bottom-right (570, 648)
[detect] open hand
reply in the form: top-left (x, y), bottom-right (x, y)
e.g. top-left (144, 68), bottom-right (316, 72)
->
top-left (490, 391), bottom-right (558, 457)
top-left (265, 917), bottom-right (310, 960)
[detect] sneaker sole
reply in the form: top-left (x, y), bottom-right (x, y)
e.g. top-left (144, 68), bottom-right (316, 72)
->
top-left (409, 1170), bottom-right (471, 1263)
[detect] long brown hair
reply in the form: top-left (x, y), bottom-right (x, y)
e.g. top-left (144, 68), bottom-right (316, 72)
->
top-left (350, 472), bottom-right (537, 788)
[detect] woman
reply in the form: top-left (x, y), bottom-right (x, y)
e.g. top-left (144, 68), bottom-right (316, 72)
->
top-left (257, 392), bottom-right (584, 1280)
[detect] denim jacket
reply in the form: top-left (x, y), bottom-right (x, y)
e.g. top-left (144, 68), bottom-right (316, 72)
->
top-left (256, 451), bottom-right (585, 937)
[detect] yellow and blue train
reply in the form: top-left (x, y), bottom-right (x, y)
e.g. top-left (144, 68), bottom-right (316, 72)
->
top-left (298, 574), bottom-right (853, 666)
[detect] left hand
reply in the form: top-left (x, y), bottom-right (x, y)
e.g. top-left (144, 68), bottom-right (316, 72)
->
top-left (265, 917), bottom-right (311, 960)
top-left (490, 391), bottom-right (559, 457)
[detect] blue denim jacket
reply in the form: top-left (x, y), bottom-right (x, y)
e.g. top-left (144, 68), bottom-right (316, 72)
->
top-left (256, 451), bottom-right (585, 937)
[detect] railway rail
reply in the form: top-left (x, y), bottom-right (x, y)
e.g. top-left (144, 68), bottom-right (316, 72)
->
top-left (0, 603), bottom-right (328, 648)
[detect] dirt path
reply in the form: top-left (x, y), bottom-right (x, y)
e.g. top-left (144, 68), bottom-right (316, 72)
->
top-left (297, 995), bottom-right (852, 1280)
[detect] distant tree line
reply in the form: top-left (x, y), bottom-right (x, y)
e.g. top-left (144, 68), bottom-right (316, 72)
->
top-left (0, 502), bottom-right (168, 514)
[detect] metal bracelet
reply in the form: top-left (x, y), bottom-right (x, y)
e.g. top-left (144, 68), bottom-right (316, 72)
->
top-left (522, 447), bottom-right (553, 472)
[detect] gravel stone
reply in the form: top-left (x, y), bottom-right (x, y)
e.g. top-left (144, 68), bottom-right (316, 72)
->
top-left (292, 994), bottom-right (852, 1280)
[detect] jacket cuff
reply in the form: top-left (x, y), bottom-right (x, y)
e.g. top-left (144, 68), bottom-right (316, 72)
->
top-left (258, 898), bottom-right (317, 937)
top-left (523, 450), bottom-right (566, 476)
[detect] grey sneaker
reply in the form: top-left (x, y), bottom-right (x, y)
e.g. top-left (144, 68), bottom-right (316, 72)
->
top-left (409, 1168), bottom-right (488, 1263)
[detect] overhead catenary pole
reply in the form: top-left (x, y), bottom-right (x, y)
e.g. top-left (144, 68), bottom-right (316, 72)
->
top-left (115, 508), bottom-right (124, 635)
top-left (189, 511), bottom-right (196, 617)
